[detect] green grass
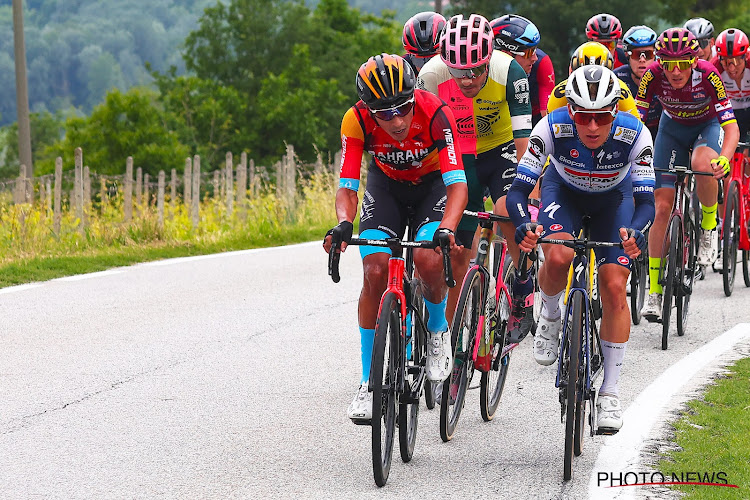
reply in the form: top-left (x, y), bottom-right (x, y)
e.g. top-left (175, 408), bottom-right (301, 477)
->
top-left (658, 357), bottom-right (750, 498)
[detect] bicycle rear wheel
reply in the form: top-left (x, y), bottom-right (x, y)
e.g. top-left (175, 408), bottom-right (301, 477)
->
top-left (371, 293), bottom-right (399, 487)
top-left (723, 182), bottom-right (740, 296)
top-left (480, 255), bottom-right (513, 421)
top-left (677, 213), bottom-right (696, 336)
top-left (440, 267), bottom-right (481, 442)
top-left (399, 281), bottom-right (425, 463)
top-left (661, 218), bottom-right (680, 350)
top-left (563, 291), bottom-right (584, 481)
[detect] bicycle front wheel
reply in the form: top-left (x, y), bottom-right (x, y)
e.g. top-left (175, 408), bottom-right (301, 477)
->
top-left (661, 218), bottom-right (680, 350)
top-left (563, 291), bottom-right (584, 481)
top-left (371, 292), bottom-right (399, 487)
top-left (440, 267), bottom-right (481, 442)
top-left (677, 212), bottom-right (697, 336)
top-left (723, 182), bottom-right (740, 296)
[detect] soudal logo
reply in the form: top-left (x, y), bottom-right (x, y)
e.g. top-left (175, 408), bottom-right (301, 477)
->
top-left (618, 256), bottom-right (630, 265)
top-left (570, 149), bottom-right (579, 158)
top-left (444, 128), bottom-right (458, 165)
top-left (550, 223), bottom-right (563, 231)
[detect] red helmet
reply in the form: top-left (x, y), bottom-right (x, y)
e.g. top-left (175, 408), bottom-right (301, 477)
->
top-left (586, 13), bottom-right (623, 41)
top-left (402, 11), bottom-right (446, 57)
top-left (655, 27), bottom-right (699, 59)
top-left (716, 28), bottom-right (750, 58)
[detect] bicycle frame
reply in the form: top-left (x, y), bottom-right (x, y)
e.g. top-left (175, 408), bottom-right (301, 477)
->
top-left (657, 166), bottom-right (695, 293)
top-left (729, 144), bottom-right (750, 252)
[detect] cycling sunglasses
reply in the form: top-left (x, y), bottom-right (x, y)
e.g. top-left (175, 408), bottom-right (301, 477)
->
top-left (597, 39), bottom-right (617, 51)
top-left (720, 56), bottom-right (744, 66)
top-left (628, 49), bottom-right (655, 60)
top-left (511, 47), bottom-right (537, 59)
top-left (448, 64), bottom-right (488, 79)
top-left (569, 107), bottom-right (617, 126)
top-left (697, 38), bottom-right (711, 49)
top-left (369, 98), bottom-right (415, 121)
top-left (659, 58), bottom-right (695, 71)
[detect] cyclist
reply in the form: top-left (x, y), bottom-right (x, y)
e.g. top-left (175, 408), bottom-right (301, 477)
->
top-left (402, 11), bottom-right (446, 75)
top-left (685, 17), bottom-right (716, 61)
top-left (586, 13), bottom-right (627, 69)
top-left (507, 66), bottom-right (655, 433)
top-left (491, 14), bottom-right (556, 126)
top-left (712, 28), bottom-right (750, 141)
top-left (615, 25), bottom-right (662, 138)
top-left (323, 54), bottom-right (469, 421)
top-left (417, 14), bottom-right (534, 340)
top-left (637, 28), bottom-right (739, 322)
top-left (547, 41), bottom-right (639, 118)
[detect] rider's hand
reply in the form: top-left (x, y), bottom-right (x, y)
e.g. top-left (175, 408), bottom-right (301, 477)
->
top-left (711, 155), bottom-right (731, 179)
top-left (323, 221), bottom-right (353, 253)
top-left (433, 227), bottom-right (457, 254)
top-left (515, 222), bottom-right (542, 254)
top-left (619, 227), bottom-right (645, 259)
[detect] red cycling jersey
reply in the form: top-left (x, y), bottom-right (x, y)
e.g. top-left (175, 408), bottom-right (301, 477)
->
top-left (338, 89), bottom-right (466, 190)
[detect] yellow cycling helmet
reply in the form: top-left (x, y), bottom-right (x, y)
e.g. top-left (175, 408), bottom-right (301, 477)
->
top-left (569, 41), bottom-right (615, 73)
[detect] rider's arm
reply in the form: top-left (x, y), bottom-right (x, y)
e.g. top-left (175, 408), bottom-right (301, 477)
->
top-left (709, 68), bottom-right (741, 158)
top-left (338, 106), bottom-right (367, 194)
top-left (430, 105), bottom-right (468, 231)
top-left (506, 59), bottom-right (533, 162)
top-left (635, 66), bottom-right (657, 124)
top-left (628, 127), bottom-right (656, 233)
top-left (535, 54), bottom-right (555, 118)
top-left (506, 119), bottom-right (553, 227)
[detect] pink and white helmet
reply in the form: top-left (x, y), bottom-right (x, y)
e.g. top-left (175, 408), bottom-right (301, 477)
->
top-left (440, 14), bottom-right (494, 69)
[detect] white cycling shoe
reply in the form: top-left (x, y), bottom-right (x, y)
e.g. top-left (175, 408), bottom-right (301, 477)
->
top-left (642, 293), bottom-right (662, 323)
top-left (347, 382), bottom-right (372, 421)
top-left (533, 315), bottom-right (561, 366)
top-left (597, 394), bottom-right (623, 433)
top-left (697, 228), bottom-right (719, 266)
top-left (426, 330), bottom-right (452, 382)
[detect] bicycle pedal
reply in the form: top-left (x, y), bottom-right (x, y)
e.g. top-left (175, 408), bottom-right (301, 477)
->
top-left (596, 427), bottom-right (620, 436)
top-left (351, 418), bottom-right (372, 426)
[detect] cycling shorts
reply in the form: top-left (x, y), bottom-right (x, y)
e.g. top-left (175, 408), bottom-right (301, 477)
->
top-left (538, 170), bottom-right (634, 269)
top-left (458, 140), bottom-right (517, 234)
top-left (653, 113), bottom-right (723, 189)
top-left (358, 165), bottom-right (474, 255)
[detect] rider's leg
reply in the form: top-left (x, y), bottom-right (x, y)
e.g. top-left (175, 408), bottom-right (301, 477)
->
top-left (598, 263), bottom-right (631, 396)
top-left (648, 187), bottom-right (675, 295)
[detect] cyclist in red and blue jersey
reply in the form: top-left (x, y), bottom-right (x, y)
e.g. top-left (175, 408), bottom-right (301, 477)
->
top-left (615, 25), bottom-right (662, 138)
top-left (402, 11), bottom-right (446, 75)
top-left (712, 29), bottom-right (750, 141)
top-left (323, 54), bottom-right (468, 421)
top-left (491, 14), bottom-right (555, 126)
top-left (507, 66), bottom-right (655, 433)
top-left (586, 13), bottom-right (627, 69)
top-left (636, 28), bottom-right (740, 321)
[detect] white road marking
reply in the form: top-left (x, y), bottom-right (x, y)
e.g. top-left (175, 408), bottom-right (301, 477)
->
top-left (0, 283), bottom-right (42, 295)
top-left (588, 323), bottom-right (750, 498)
top-left (55, 270), bottom-right (125, 281)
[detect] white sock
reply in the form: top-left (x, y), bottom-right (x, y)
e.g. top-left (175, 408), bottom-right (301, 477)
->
top-left (600, 340), bottom-right (626, 397)
top-left (541, 289), bottom-right (564, 319)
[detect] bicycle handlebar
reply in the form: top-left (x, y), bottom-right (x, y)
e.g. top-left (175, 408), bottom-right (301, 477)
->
top-left (328, 237), bottom-right (455, 287)
top-left (462, 209), bottom-right (512, 223)
top-left (653, 166), bottom-right (724, 203)
top-left (536, 237), bottom-right (623, 250)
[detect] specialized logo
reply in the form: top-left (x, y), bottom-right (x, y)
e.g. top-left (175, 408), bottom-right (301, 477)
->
top-left (617, 256), bottom-right (630, 265)
top-left (570, 149), bottom-right (579, 158)
top-left (549, 223), bottom-right (563, 231)
top-left (575, 262), bottom-right (585, 283)
top-left (553, 123), bottom-right (574, 137)
top-left (543, 201), bottom-right (561, 219)
top-left (613, 126), bottom-right (637, 144)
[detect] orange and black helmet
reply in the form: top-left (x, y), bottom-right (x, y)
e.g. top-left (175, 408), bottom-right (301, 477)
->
top-left (356, 53), bottom-right (416, 110)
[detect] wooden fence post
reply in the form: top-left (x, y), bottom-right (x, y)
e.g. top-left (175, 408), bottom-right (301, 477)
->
top-left (225, 151), bottom-right (233, 217)
top-left (14, 165), bottom-right (26, 204)
top-left (144, 173), bottom-right (150, 208)
top-left (124, 157), bottom-right (133, 222)
top-left (191, 155), bottom-right (200, 227)
top-left (83, 166), bottom-right (91, 207)
top-left (213, 170), bottom-right (220, 200)
top-left (248, 157), bottom-right (256, 198)
top-left (45, 177), bottom-right (52, 214)
top-left (135, 166), bottom-right (143, 214)
top-left (74, 148), bottom-right (84, 234)
top-left (237, 152), bottom-right (247, 206)
top-left (158, 170), bottom-right (165, 228)
top-left (54, 157), bottom-right (62, 234)
top-left (184, 157), bottom-right (192, 210)
top-left (170, 168), bottom-right (177, 211)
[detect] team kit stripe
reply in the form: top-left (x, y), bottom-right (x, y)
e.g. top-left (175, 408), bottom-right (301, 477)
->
top-left (563, 166), bottom-right (620, 179)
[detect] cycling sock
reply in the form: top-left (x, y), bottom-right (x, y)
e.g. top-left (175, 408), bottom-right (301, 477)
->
top-left (359, 327), bottom-right (375, 384)
top-left (599, 340), bottom-right (626, 397)
top-left (540, 289), bottom-right (564, 319)
top-left (424, 295), bottom-right (448, 333)
top-left (701, 202), bottom-right (718, 230)
top-left (649, 257), bottom-right (663, 295)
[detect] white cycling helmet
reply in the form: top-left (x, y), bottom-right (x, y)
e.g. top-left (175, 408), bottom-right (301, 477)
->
top-left (565, 66), bottom-right (620, 110)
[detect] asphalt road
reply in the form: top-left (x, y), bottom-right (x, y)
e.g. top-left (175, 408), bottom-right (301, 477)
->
top-left (1, 242), bottom-right (749, 499)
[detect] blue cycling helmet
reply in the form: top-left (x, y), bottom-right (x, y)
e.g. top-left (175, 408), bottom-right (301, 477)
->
top-left (490, 15), bottom-right (540, 53)
top-left (623, 25), bottom-right (657, 50)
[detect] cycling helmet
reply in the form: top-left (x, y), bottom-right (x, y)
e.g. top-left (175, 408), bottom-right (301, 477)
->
top-left (586, 13), bottom-right (623, 41)
top-left (566, 66), bottom-right (621, 109)
top-left (490, 14), bottom-right (540, 52)
top-left (356, 54), bottom-right (416, 109)
top-left (623, 25), bottom-right (658, 50)
top-left (570, 42), bottom-right (615, 71)
top-left (716, 28), bottom-right (750, 58)
top-left (684, 17), bottom-right (714, 40)
top-left (402, 12), bottom-right (447, 57)
top-left (440, 14), bottom-right (494, 69)
top-left (655, 28), bottom-right (699, 59)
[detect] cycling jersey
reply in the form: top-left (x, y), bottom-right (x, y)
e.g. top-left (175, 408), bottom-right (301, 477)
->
top-left (403, 53), bottom-right (434, 75)
top-left (338, 89), bottom-right (466, 192)
top-left (613, 46), bottom-right (628, 69)
top-left (507, 107), bottom-right (655, 234)
top-left (530, 48), bottom-right (556, 126)
top-left (547, 77), bottom-right (639, 118)
top-left (635, 59), bottom-right (736, 127)
top-left (614, 65), bottom-right (662, 137)
top-left (710, 55), bottom-right (750, 138)
top-left (417, 51), bottom-right (532, 155)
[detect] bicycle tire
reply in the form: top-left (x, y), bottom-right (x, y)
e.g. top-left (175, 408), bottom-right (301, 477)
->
top-left (564, 291), bottom-right (584, 481)
top-left (630, 250), bottom-right (647, 325)
top-left (480, 255), bottom-right (513, 421)
top-left (661, 218), bottom-right (680, 350)
top-left (399, 280), bottom-right (425, 462)
top-left (677, 212), bottom-right (696, 336)
top-left (744, 201), bottom-right (750, 287)
top-left (723, 182), bottom-right (740, 296)
top-left (440, 267), bottom-right (481, 442)
top-left (371, 293), bottom-right (399, 487)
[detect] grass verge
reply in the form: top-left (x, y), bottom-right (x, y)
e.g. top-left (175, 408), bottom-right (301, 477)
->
top-left (658, 357), bottom-right (750, 498)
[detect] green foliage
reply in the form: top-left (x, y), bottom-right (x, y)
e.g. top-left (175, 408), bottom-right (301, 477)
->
top-left (37, 87), bottom-right (189, 177)
top-left (0, 110), bottom-right (65, 178)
